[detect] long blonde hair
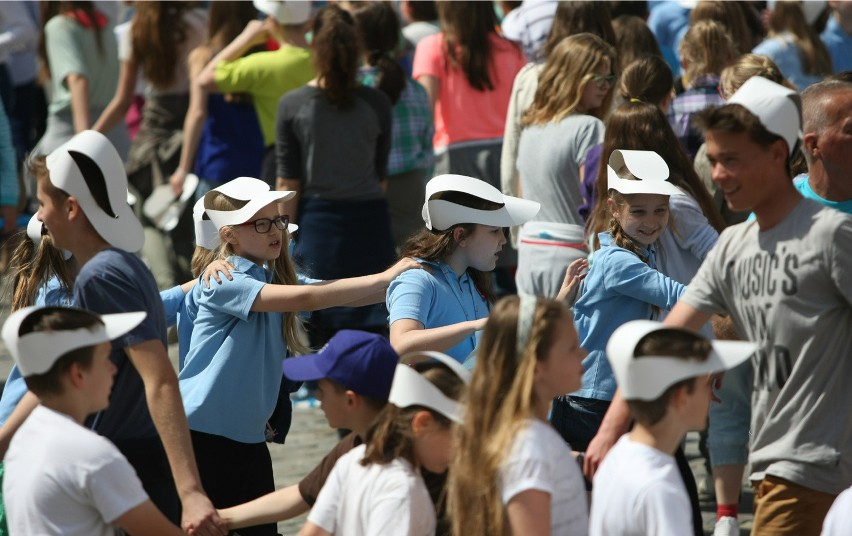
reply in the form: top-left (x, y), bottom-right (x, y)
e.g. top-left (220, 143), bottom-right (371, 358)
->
top-left (4, 231), bottom-right (76, 311)
top-left (679, 20), bottom-right (736, 84)
top-left (523, 33), bottom-right (616, 125)
top-left (448, 296), bottom-right (567, 535)
top-left (205, 191), bottom-right (309, 355)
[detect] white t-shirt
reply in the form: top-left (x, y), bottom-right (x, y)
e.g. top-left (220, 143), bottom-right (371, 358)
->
top-left (589, 435), bottom-right (692, 536)
top-left (307, 444), bottom-right (436, 536)
top-left (821, 487), bottom-right (852, 535)
top-left (499, 419), bottom-right (589, 535)
top-left (3, 405), bottom-right (148, 536)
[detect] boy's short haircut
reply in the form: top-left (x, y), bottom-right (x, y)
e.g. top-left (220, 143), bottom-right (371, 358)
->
top-left (626, 330), bottom-right (712, 426)
top-left (16, 308), bottom-right (101, 397)
top-left (696, 104), bottom-right (786, 153)
top-left (322, 378), bottom-right (387, 413)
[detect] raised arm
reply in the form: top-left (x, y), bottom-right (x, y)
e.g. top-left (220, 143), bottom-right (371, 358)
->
top-left (125, 339), bottom-right (226, 535)
top-left (198, 18), bottom-right (273, 92)
top-left (92, 57), bottom-right (139, 133)
top-left (251, 258), bottom-right (420, 313)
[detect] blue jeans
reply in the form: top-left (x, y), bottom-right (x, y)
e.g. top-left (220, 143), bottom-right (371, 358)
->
top-left (550, 395), bottom-right (611, 452)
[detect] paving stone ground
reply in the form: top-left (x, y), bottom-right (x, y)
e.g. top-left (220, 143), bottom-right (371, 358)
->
top-left (0, 299), bottom-right (752, 535)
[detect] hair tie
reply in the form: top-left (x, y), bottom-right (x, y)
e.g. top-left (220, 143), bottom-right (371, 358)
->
top-left (629, 98), bottom-right (643, 103)
top-left (516, 294), bottom-right (537, 360)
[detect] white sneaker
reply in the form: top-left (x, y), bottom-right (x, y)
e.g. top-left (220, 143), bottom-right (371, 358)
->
top-left (714, 516), bottom-right (740, 536)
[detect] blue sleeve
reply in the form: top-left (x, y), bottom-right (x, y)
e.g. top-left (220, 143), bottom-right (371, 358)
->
top-left (387, 270), bottom-right (434, 325)
top-left (73, 263), bottom-right (165, 349)
top-left (602, 250), bottom-right (687, 311)
top-left (159, 285), bottom-right (186, 328)
top-left (197, 270), bottom-right (266, 321)
top-left (670, 194), bottom-right (719, 261)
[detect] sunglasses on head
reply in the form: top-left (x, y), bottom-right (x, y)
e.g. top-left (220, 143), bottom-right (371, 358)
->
top-left (236, 215), bottom-right (289, 233)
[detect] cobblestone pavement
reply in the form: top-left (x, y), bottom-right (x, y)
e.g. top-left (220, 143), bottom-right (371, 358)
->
top-left (0, 303), bottom-right (751, 535)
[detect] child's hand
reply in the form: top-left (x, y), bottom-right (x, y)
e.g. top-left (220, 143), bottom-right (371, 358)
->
top-left (383, 257), bottom-right (422, 283)
top-left (556, 258), bottom-right (589, 305)
top-left (202, 260), bottom-right (236, 288)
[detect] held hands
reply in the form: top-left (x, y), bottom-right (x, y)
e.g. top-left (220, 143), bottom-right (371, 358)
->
top-left (556, 258), bottom-right (589, 305)
top-left (382, 257), bottom-right (422, 285)
top-left (181, 492), bottom-right (227, 535)
top-left (202, 260), bottom-right (237, 288)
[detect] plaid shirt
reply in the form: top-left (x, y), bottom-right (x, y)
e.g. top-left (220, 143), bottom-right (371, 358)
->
top-left (360, 67), bottom-right (435, 176)
top-left (668, 74), bottom-right (724, 160)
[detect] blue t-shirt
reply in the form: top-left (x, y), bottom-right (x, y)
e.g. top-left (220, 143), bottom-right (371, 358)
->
top-left (821, 16), bottom-right (852, 73)
top-left (0, 278), bottom-right (72, 426)
top-left (76, 248), bottom-right (168, 442)
top-left (386, 260), bottom-right (489, 362)
top-left (573, 233), bottom-right (686, 400)
top-left (179, 256), bottom-right (286, 443)
top-left (794, 174), bottom-right (852, 214)
top-left (753, 33), bottom-right (823, 90)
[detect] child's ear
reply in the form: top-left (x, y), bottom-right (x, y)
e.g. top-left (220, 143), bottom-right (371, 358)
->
top-left (606, 198), bottom-right (619, 220)
top-left (65, 196), bottom-right (82, 221)
top-left (452, 226), bottom-right (467, 246)
top-left (411, 410), bottom-right (435, 435)
top-left (345, 390), bottom-right (358, 409)
top-left (67, 361), bottom-right (87, 389)
top-left (221, 227), bottom-right (238, 245)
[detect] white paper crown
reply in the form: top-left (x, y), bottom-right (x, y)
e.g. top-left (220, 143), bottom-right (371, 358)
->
top-left (389, 351), bottom-right (471, 423)
top-left (203, 177), bottom-right (295, 231)
top-left (728, 76), bottom-right (802, 158)
top-left (607, 150), bottom-right (684, 197)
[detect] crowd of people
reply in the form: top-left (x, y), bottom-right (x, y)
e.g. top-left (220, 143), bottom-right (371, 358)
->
top-left (0, 1), bottom-right (851, 535)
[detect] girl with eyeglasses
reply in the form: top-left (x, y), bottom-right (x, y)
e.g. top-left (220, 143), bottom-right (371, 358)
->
top-left (178, 177), bottom-right (419, 535)
top-left (513, 33), bottom-right (616, 298)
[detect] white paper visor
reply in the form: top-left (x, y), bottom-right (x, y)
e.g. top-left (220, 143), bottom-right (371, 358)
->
top-left (728, 76), bottom-right (802, 158)
top-left (2, 307), bottom-right (146, 377)
top-left (607, 149), bottom-right (684, 197)
top-left (193, 197), bottom-right (219, 250)
top-left (422, 174), bottom-right (539, 231)
top-left (388, 365), bottom-right (463, 423)
top-left (400, 350), bottom-right (472, 385)
top-left (204, 189), bottom-right (295, 230)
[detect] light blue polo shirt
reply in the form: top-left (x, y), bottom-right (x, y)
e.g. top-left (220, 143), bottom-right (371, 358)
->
top-left (179, 256), bottom-right (284, 443)
top-left (821, 16), bottom-right (852, 73)
top-left (794, 174), bottom-right (852, 214)
top-left (387, 259), bottom-right (489, 362)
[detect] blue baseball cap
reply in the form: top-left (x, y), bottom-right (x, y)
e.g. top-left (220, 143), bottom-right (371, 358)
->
top-left (283, 330), bottom-right (399, 400)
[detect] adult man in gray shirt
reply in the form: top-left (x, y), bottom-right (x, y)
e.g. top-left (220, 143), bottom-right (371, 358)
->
top-left (665, 77), bottom-right (852, 535)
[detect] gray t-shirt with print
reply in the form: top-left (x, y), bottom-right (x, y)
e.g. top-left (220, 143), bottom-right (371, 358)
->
top-left (682, 199), bottom-right (852, 494)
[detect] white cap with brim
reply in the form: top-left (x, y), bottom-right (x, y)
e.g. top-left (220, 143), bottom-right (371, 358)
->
top-left (607, 150), bottom-right (685, 197)
top-left (422, 174), bottom-right (540, 231)
top-left (253, 0), bottom-right (312, 24)
top-left (2, 306), bottom-right (146, 377)
top-left (46, 130), bottom-right (144, 253)
top-left (606, 320), bottom-right (758, 401)
top-left (389, 351), bottom-right (471, 424)
top-left (203, 177), bottom-right (296, 231)
top-left (27, 214), bottom-right (72, 260)
top-left (728, 76), bottom-right (802, 158)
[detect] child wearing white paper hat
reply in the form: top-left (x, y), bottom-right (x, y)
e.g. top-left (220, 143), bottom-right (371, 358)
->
top-left (551, 150), bottom-right (688, 456)
top-left (1, 306), bottom-right (187, 536)
top-left (449, 295), bottom-right (589, 536)
top-left (302, 352), bottom-right (469, 536)
top-left (178, 177), bottom-right (419, 530)
top-left (387, 173), bottom-right (542, 363)
top-left (589, 320), bottom-right (756, 536)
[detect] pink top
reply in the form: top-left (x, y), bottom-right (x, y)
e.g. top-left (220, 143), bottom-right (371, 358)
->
top-left (413, 32), bottom-right (526, 149)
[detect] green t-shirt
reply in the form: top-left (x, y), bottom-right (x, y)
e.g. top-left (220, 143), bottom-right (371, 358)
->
top-left (44, 14), bottom-right (119, 115)
top-left (214, 45), bottom-right (315, 146)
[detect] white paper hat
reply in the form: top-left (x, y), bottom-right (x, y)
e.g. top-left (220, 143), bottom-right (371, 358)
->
top-left (46, 130), bottom-right (144, 253)
top-left (253, 0), bottom-right (312, 24)
top-left (606, 320), bottom-right (757, 401)
top-left (142, 173), bottom-right (199, 232)
top-left (2, 306), bottom-right (146, 377)
top-left (728, 76), bottom-right (802, 157)
top-left (27, 214), bottom-right (72, 260)
top-left (422, 174), bottom-right (540, 231)
top-left (607, 150), bottom-right (684, 197)
top-left (203, 177), bottom-right (295, 231)
top-left (389, 351), bottom-right (471, 423)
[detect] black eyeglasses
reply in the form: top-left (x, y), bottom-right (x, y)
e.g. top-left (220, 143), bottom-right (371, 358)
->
top-left (591, 73), bottom-right (617, 88)
top-left (237, 215), bottom-right (289, 233)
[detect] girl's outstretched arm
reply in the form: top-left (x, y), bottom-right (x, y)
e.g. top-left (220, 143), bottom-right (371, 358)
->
top-left (389, 317), bottom-right (487, 356)
top-left (219, 485), bottom-right (308, 530)
top-left (251, 258), bottom-right (421, 313)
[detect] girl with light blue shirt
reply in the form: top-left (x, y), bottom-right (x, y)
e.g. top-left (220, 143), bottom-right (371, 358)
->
top-left (552, 151), bottom-right (687, 451)
top-left (177, 177), bottom-right (419, 529)
top-left (388, 174), bottom-right (540, 363)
